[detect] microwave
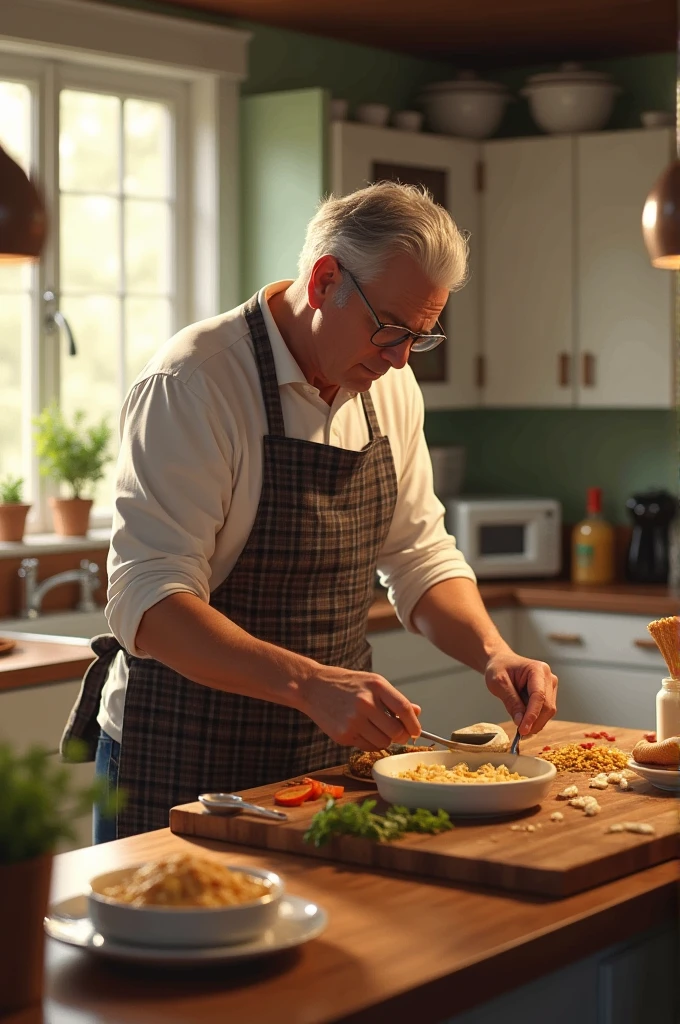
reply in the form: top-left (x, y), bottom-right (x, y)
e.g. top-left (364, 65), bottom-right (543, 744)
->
top-left (445, 497), bottom-right (562, 579)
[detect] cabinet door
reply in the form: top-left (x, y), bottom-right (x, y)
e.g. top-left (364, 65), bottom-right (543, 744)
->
top-left (548, 662), bottom-right (657, 731)
top-left (577, 128), bottom-right (675, 408)
top-left (398, 669), bottom-right (504, 734)
top-left (331, 122), bottom-right (481, 410)
top-left (482, 137), bottom-right (574, 407)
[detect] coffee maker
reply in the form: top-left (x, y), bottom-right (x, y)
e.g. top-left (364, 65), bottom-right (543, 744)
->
top-left (625, 490), bottom-right (677, 584)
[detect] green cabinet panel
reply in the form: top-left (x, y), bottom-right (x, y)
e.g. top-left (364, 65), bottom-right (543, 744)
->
top-left (240, 88), bottom-right (328, 300)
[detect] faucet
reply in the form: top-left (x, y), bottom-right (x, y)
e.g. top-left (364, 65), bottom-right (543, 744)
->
top-left (18, 557), bottom-right (101, 618)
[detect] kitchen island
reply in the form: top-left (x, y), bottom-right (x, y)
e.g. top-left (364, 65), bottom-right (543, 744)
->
top-left (25, 723), bottom-right (680, 1024)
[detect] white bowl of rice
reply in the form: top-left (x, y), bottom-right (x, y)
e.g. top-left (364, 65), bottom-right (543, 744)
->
top-left (372, 750), bottom-right (556, 816)
top-left (88, 853), bottom-right (283, 948)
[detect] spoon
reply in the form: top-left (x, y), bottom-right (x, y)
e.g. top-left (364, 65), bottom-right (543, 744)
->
top-left (382, 708), bottom-right (497, 748)
top-left (198, 793), bottom-right (288, 821)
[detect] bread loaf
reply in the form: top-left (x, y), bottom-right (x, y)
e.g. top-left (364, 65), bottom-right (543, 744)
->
top-left (631, 736), bottom-right (680, 767)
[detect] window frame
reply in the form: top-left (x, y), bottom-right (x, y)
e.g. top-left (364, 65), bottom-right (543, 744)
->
top-left (0, 0), bottom-right (250, 533)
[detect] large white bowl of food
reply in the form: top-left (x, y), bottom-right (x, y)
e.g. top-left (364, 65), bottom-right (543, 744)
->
top-left (372, 750), bottom-right (556, 816)
top-left (88, 853), bottom-right (283, 948)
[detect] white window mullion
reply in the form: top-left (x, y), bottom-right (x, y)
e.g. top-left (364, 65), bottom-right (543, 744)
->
top-left (35, 59), bottom-right (63, 531)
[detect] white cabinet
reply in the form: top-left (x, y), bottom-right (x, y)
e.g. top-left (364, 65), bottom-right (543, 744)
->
top-left (576, 128), bottom-right (675, 407)
top-left (331, 122), bottom-right (481, 410)
top-left (481, 129), bottom-right (674, 409)
top-left (482, 137), bottom-right (574, 407)
top-left (370, 607), bottom-right (516, 733)
top-left (398, 669), bottom-right (504, 734)
top-left (517, 608), bottom-right (663, 729)
top-left (543, 663), bottom-right (656, 732)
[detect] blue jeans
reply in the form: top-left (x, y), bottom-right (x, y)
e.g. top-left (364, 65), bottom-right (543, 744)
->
top-left (93, 727), bottom-right (120, 844)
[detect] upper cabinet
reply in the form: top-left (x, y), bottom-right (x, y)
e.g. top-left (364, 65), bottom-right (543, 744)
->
top-left (482, 137), bottom-right (574, 407)
top-left (480, 127), bottom-right (675, 409)
top-left (331, 122), bottom-right (481, 410)
top-left (576, 128), bottom-right (675, 408)
top-left (242, 89), bottom-right (675, 411)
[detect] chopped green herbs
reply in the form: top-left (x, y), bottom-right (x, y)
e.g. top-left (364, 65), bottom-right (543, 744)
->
top-left (303, 797), bottom-right (453, 847)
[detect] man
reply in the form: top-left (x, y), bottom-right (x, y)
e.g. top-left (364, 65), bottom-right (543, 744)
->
top-left (62, 182), bottom-right (558, 841)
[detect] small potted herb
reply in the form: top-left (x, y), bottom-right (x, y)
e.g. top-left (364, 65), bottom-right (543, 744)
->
top-left (34, 404), bottom-right (113, 536)
top-left (0, 474), bottom-right (31, 543)
top-left (0, 741), bottom-right (118, 1015)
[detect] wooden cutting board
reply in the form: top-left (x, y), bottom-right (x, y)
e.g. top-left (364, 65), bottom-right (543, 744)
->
top-left (170, 721), bottom-right (679, 898)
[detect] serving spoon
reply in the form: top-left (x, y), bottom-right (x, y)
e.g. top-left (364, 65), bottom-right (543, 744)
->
top-left (382, 708), bottom-right (498, 748)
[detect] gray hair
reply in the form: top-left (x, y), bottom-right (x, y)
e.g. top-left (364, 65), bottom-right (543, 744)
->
top-left (298, 180), bottom-right (469, 306)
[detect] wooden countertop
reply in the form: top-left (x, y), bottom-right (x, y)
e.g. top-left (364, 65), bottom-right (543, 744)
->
top-left (367, 581), bottom-right (679, 633)
top-left (35, 806), bottom-right (677, 1023)
top-left (0, 632), bottom-right (93, 693)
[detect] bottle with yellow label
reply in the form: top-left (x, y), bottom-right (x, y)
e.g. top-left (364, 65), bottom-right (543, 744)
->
top-left (571, 487), bottom-right (615, 584)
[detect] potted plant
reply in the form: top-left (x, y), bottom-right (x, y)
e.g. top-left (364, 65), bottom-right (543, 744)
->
top-left (0, 475), bottom-right (31, 543)
top-left (34, 404), bottom-right (113, 536)
top-left (0, 741), bottom-right (118, 1015)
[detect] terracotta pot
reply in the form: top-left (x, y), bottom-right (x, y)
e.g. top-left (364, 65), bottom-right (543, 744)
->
top-left (0, 503), bottom-right (31, 542)
top-left (49, 497), bottom-right (92, 537)
top-left (0, 853), bottom-right (53, 1014)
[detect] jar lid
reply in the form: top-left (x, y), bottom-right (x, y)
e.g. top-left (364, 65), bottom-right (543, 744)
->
top-left (525, 62), bottom-right (613, 87)
top-left (422, 71), bottom-right (507, 96)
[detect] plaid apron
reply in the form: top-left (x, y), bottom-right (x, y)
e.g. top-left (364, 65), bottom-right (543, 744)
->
top-left (62, 293), bottom-right (398, 838)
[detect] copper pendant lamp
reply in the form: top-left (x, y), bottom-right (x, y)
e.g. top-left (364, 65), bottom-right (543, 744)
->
top-left (642, 158), bottom-right (680, 270)
top-left (0, 143), bottom-right (47, 263)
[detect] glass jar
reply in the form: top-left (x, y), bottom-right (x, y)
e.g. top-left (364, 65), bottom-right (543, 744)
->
top-left (656, 677), bottom-right (680, 740)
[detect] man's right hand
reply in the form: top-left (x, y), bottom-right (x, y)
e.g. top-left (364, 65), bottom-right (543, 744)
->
top-left (296, 664), bottom-right (422, 750)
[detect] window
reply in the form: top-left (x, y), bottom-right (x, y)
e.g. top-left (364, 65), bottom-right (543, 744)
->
top-left (0, 57), bottom-right (188, 526)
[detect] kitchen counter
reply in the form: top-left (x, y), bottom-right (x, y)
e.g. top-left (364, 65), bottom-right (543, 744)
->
top-left (0, 633), bottom-right (93, 693)
top-left (367, 581), bottom-right (679, 633)
top-left (31, 801), bottom-right (677, 1023)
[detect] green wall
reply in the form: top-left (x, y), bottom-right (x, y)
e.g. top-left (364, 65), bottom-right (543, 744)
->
top-left (424, 409), bottom-right (677, 525)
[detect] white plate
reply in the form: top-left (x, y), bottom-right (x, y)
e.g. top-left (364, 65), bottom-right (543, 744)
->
top-left (45, 893), bottom-right (327, 965)
top-left (372, 750), bottom-right (556, 816)
top-left (627, 759), bottom-right (680, 793)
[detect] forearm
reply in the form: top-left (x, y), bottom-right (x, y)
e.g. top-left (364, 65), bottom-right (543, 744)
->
top-left (135, 592), bottom-right (311, 710)
top-left (411, 577), bottom-right (511, 672)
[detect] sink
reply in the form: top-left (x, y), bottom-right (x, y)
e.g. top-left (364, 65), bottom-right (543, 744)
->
top-left (0, 609), bottom-right (108, 641)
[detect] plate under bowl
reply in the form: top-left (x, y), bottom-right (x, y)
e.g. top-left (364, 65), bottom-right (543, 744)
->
top-left (88, 864), bottom-right (283, 948)
top-left (627, 759), bottom-right (680, 793)
top-left (372, 750), bottom-right (556, 816)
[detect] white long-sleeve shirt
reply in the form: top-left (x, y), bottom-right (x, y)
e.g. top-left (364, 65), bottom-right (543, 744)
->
top-left (98, 282), bottom-right (475, 743)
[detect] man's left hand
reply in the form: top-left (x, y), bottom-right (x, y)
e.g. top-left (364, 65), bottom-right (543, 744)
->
top-left (484, 651), bottom-right (558, 737)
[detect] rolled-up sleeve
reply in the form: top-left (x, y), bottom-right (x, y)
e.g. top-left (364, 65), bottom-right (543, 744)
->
top-left (377, 379), bottom-right (476, 634)
top-left (106, 373), bottom-right (233, 656)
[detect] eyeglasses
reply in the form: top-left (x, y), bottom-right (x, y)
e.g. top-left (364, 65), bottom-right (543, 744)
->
top-left (338, 263), bottom-right (447, 353)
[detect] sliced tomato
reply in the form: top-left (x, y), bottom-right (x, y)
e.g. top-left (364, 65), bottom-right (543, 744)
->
top-left (273, 784), bottom-right (314, 807)
top-left (300, 778), bottom-right (325, 800)
top-left (320, 783), bottom-right (345, 799)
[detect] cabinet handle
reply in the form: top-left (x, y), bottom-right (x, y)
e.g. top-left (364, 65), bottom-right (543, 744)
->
top-left (582, 352), bottom-right (596, 387)
top-left (558, 353), bottom-right (571, 387)
top-left (546, 632), bottom-right (584, 645)
top-left (633, 638), bottom-right (659, 651)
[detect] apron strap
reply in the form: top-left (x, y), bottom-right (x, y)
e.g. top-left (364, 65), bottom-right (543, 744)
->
top-left (360, 391), bottom-right (381, 442)
top-left (243, 293), bottom-right (286, 437)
